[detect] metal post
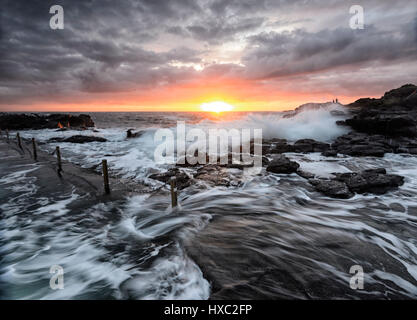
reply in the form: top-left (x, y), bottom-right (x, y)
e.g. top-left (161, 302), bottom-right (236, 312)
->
top-left (170, 177), bottom-right (178, 207)
top-left (56, 146), bottom-right (62, 175)
top-left (102, 159), bottom-right (110, 194)
top-left (32, 138), bottom-right (37, 161)
top-left (6, 129), bottom-right (9, 143)
top-left (16, 132), bottom-right (22, 149)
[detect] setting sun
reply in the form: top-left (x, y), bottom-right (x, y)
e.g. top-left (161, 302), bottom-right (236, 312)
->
top-left (200, 101), bottom-right (235, 113)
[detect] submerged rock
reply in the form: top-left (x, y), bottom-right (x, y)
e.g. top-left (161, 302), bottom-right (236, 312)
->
top-left (126, 129), bottom-right (144, 138)
top-left (148, 168), bottom-right (191, 190)
top-left (309, 179), bottom-right (354, 199)
top-left (49, 135), bottom-right (107, 144)
top-left (331, 131), bottom-right (417, 157)
top-left (309, 168), bottom-right (404, 198)
top-left (333, 168), bottom-right (404, 194)
top-left (266, 155), bottom-right (300, 174)
top-left (296, 169), bottom-right (315, 179)
top-left (265, 138), bottom-right (330, 154)
top-left (322, 150), bottom-right (338, 157)
top-left (194, 165), bottom-right (241, 187)
top-left (293, 139), bottom-right (330, 153)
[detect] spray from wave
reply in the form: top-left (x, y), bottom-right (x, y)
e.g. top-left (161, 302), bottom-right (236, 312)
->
top-left (191, 102), bottom-right (350, 142)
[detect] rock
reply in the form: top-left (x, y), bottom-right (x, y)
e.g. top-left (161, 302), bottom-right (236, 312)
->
top-left (49, 135), bottom-right (107, 144)
top-left (194, 165), bottom-right (241, 187)
top-left (331, 132), bottom-right (392, 157)
top-left (293, 139), bottom-right (330, 153)
top-left (333, 169), bottom-right (404, 194)
top-left (296, 170), bottom-right (315, 179)
top-left (404, 89), bottom-right (417, 107)
top-left (345, 84), bottom-right (417, 137)
top-left (309, 179), bottom-right (354, 199)
top-left (148, 168), bottom-right (191, 190)
top-left (322, 150), bottom-right (338, 157)
top-left (126, 129), bottom-right (144, 138)
top-left (283, 102), bottom-right (340, 118)
top-left (269, 143), bottom-right (294, 154)
top-left (266, 139), bottom-right (293, 154)
top-left (309, 168), bottom-right (404, 198)
top-left (266, 155), bottom-right (300, 174)
top-left (330, 110), bottom-right (347, 116)
top-left (0, 113), bottom-right (95, 130)
top-left (265, 138), bottom-right (330, 154)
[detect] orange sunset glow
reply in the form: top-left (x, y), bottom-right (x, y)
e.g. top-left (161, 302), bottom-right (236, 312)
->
top-left (1, 1), bottom-right (416, 113)
top-left (2, 75), bottom-right (371, 112)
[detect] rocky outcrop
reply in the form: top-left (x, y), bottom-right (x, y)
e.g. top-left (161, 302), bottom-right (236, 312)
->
top-left (308, 168), bottom-right (404, 199)
top-left (283, 102), bottom-right (342, 118)
top-left (126, 129), bottom-right (144, 138)
top-left (332, 168), bottom-right (404, 195)
top-left (309, 179), bottom-right (354, 199)
top-left (331, 132), bottom-right (417, 156)
top-left (194, 165), bottom-right (242, 187)
top-left (344, 84), bottom-right (417, 137)
top-left (266, 139), bottom-right (330, 154)
top-left (0, 113), bottom-right (95, 130)
top-left (293, 139), bottom-right (330, 153)
top-left (148, 168), bottom-right (191, 190)
top-left (49, 135), bottom-right (107, 144)
top-left (266, 155), bottom-right (300, 174)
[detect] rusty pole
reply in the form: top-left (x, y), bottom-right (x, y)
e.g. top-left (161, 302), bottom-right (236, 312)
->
top-left (16, 132), bottom-right (22, 149)
top-left (170, 177), bottom-right (178, 208)
top-left (32, 138), bottom-right (37, 161)
top-left (56, 146), bottom-right (62, 175)
top-left (102, 159), bottom-right (110, 194)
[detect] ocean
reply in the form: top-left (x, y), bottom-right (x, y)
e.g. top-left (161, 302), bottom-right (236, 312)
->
top-left (1, 109), bottom-right (417, 299)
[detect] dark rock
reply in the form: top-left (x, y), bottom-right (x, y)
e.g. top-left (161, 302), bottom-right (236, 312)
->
top-left (262, 156), bottom-right (270, 166)
top-left (0, 113), bottom-right (95, 130)
top-left (293, 139), bottom-right (330, 153)
top-left (264, 138), bottom-right (330, 154)
top-left (322, 150), bottom-right (338, 157)
top-left (283, 102), bottom-right (339, 118)
top-left (331, 132), bottom-right (392, 157)
top-left (309, 179), bottom-right (354, 199)
top-left (309, 167), bottom-right (404, 198)
top-left (266, 155), bottom-right (300, 174)
top-left (296, 170), bottom-right (315, 179)
top-left (330, 110), bottom-right (347, 116)
top-left (333, 169), bottom-right (404, 194)
top-left (345, 84), bottom-right (417, 137)
top-left (49, 135), bottom-right (107, 144)
top-left (194, 165), bottom-right (241, 187)
top-left (404, 89), bottom-right (417, 107)
top-left (126, 129), bottom-right (144, 138)
top-left (269, 143), bottom-right (294, 154)
top-left (148, 168), bottom-right (191, 190)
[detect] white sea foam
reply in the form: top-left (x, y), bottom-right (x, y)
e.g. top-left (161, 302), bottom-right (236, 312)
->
top-left (4, 111), bottom-right (417, 299)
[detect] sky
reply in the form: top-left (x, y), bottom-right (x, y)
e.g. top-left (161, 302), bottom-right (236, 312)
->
top-left (0, 0), bottom-right (416, 112)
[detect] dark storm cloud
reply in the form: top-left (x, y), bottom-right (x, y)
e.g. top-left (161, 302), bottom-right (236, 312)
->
top-left (414, 15), bottom-right (417, 43)
top-left (243, 23), bottom-right (417, 79)
top-left (0, 0), bottom-right (417, 106)
top-left (186, 17), bottom-right (265, 44)
top-left (0, 0), bottom-right (206, 103)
